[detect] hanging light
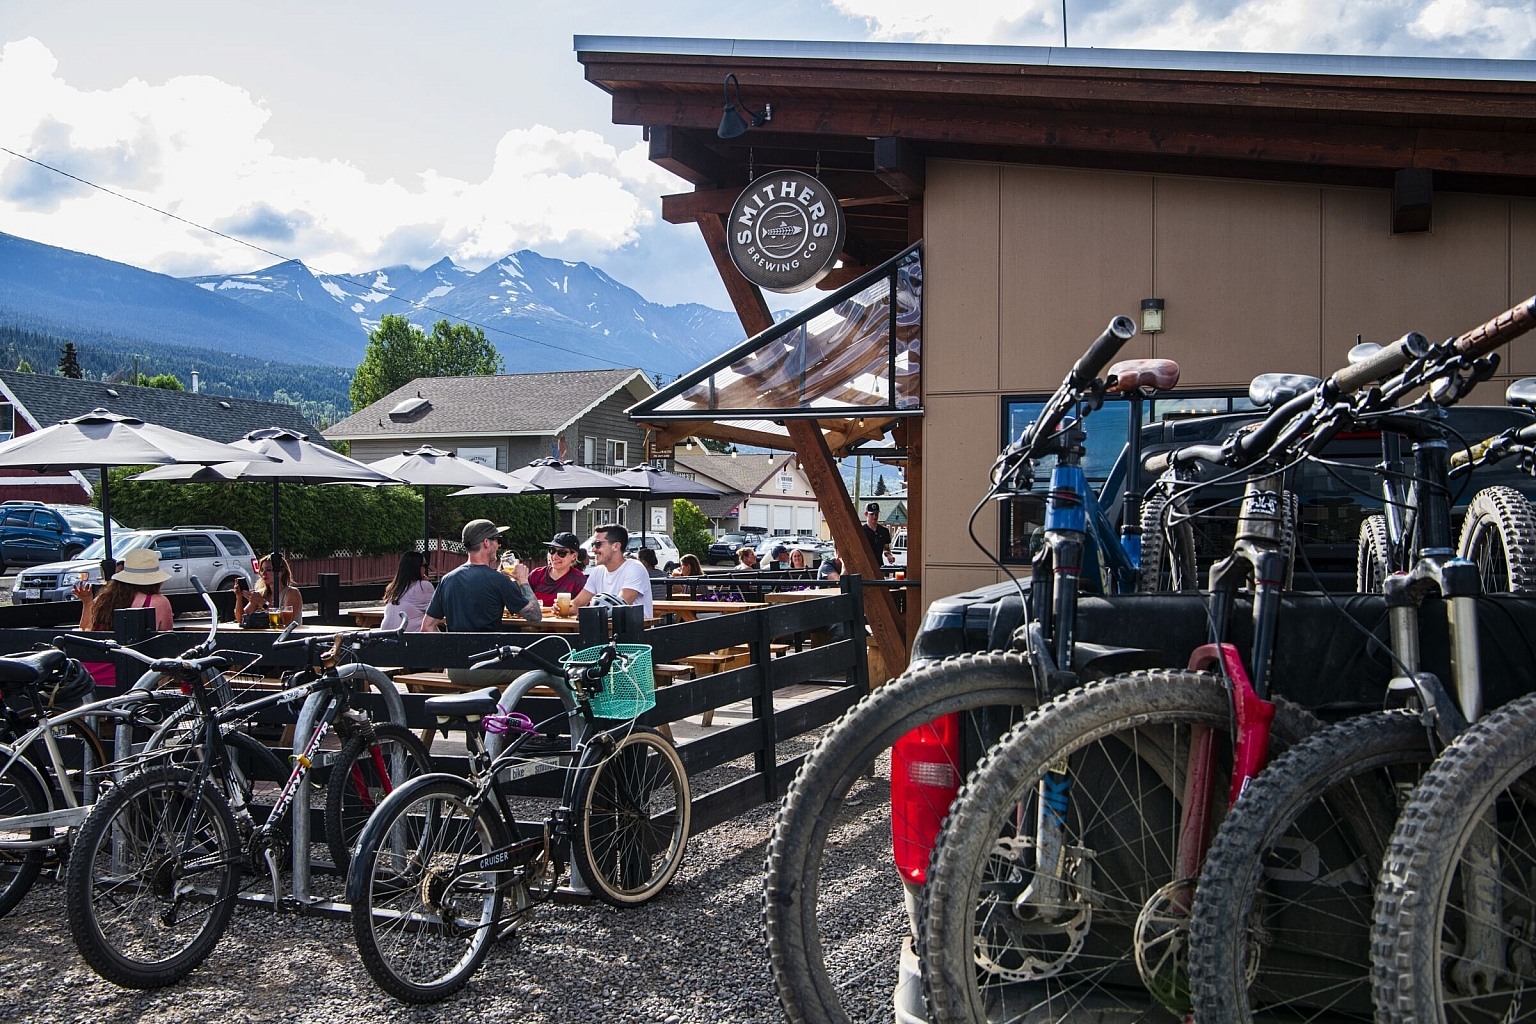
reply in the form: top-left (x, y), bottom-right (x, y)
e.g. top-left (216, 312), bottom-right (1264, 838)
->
top-left (685, 439), bottom-right (694, 451)
top-left (717, 73), bottom-right (772, 140)
top-left (731, 449), bottom-right (738, 458)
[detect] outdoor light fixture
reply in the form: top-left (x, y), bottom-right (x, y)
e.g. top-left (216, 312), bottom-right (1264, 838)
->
top-left (1141, 298), bottom-right (1165, 334)
top-left (717, 74), bottom-right (771, 140)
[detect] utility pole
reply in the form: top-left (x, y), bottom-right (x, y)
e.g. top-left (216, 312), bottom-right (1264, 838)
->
top-left (1062, 0), bottom-right (1069, 47)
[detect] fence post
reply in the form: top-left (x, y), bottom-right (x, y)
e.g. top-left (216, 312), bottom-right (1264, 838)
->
top-left (316, 573), bottom-right (341, 623)
top-left (578, 606), bottom-right (610, 648)
top-left (841, 575), bottom-right (871, 692)
top-left (112, 606), bottom-right (158, 690)
top-left (612, 604), bottom-right (644, 643)
top-left (753, 604), bottom-right (779, 802)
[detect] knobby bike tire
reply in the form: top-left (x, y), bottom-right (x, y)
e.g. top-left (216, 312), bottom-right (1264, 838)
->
top-left (763, 650), bottom-right (1039, 1024)
top-left (918, 670), bottom-right (1317, 1024)
top-left (348, 772), bottom-right (509, 1004)
top-left (1139, 490), bottom-right (1198, 592)
top-left (1355, 515), bottom-right (1392, 594)
top-left (1371, 693), bottom-right (1536, 1024)
top-left (572, 725), bottom-right (690, 907)
top-left (1188, 710), bottom-right (1434, 1024)
top-left (0, 754), bottom-right (50, 919)
top-left (323, 724), bottom-right (434, 876)
top-left (1456, 485), bottom-right (1536, 594)
top-left (65, 764), bottom-right (240, 988)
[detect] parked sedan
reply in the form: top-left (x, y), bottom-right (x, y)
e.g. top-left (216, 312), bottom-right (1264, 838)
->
top-left (13, 527), bottom-right (259, 603)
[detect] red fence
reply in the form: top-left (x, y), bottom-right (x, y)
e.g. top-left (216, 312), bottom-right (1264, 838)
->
top-left (287, 549), bottom-right (465, 586)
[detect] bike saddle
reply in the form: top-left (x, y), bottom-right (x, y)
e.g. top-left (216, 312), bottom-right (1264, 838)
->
top-left (424, 686), bottom-right (502, 719)
top-left (1249, 372), bottom-right (1322, 409)
top-left (1507, 377), bottom-right (1536, 409)
top-left (1107, 358), bottom-right (1180, 393)
top-left (0, 649), bottom-right (68, 689)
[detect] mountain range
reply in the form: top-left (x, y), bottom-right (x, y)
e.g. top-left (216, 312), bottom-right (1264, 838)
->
top-left (0, 230), bottom-right (754, 378)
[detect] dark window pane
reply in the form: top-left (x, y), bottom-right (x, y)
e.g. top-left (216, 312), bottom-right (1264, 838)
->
top-left (181, 535), bottom-right (217, 557)
top-left (216, 533), bottom-right (250, 556)
top-left (153, 537), bottom-right (183, 559)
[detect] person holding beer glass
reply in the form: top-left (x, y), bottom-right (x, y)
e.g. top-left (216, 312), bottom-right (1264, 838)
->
top-left (234, 552), bottom-right (303, 628)
top-left (527, 531), bottom-right (587, 615)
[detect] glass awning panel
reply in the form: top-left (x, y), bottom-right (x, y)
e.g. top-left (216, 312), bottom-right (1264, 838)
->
top-left (631, 243), bottom-right (921, 421)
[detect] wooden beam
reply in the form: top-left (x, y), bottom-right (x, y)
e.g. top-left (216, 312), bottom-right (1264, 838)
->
top-left (874, 137), bottom-right (925, 198)
top-left (648, 125), bottom-right (733, 187)
top-left (815, 264), bottom-right (870, 291)
top-left (662, 173), bottom-right (902, 224)
top-left (788, 419), bottom-right (908, 676)
top-left (899, 418), bottom-right (924, 641)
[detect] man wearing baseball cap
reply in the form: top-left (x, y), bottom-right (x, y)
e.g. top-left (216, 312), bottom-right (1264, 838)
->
top-left (422, 519), bottom-right (542, 634)
top-left (862, 502), bottom-right (894, 565)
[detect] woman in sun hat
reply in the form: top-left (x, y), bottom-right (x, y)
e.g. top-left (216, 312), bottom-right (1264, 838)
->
top-left (73, 548), bottom-right (175, 688)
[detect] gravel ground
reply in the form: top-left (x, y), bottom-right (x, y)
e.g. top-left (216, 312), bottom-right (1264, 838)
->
top-left (0, 736), bottom-right (893, 1024)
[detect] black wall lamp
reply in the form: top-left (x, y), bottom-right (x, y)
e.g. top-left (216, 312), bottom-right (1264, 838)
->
top-left (718, 73), bottom-right (772, 140)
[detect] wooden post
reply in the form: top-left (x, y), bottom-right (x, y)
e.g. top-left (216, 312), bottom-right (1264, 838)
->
top-left (900, 417), bottom-right (924, 637)
top-left (753, 605), bottom-right (778, 802)
top-left (113, 606), bottom-right (157, 690)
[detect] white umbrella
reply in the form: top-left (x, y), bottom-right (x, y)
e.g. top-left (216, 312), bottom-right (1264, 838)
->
top-left (366, 445), bottom-right (538, 548)
top-left (0, 408), bottom-right (277, 575)
top-left (130, 428), bottom-right (400, 559)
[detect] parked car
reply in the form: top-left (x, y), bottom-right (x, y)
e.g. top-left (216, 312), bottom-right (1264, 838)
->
top-left (625, 533), bottom-right (682, 572)
top-left (707, 532), bottom-right (754, 565)
top-left (13, 526), bottom-right (260, 604)
top-left (890, 529), bottom-right (908, 570)
top-left (0, 501), bottom-right (125, 573)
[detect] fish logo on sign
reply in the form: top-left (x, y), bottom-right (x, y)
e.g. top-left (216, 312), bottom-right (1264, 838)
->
top-left (727, 170), bottom-right (846, 293)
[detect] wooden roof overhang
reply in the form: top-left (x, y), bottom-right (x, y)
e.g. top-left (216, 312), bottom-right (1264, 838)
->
top-left (580, 38), bottom-right (1536, 275)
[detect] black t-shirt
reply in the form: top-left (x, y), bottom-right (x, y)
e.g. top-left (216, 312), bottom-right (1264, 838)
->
top-left (424, 563), bottom-right (528, 632)
top-left (863, 522), bottom-right (892, 556)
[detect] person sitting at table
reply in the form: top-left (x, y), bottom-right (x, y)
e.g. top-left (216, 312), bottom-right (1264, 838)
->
top-left (380, 551), bottom-right (434, 632)
top-left (527, 531), bottom-right (587, 608)
top-left (789, 548), bottom-right (810, 571)
top-left (671, 553), bottom-right (702, 577)
top-left (73, 549), bottom-right (174, 688)
top-left (636, 546), bottom-right (666, 578)
top-left (765, 544), bottom-right (791, 572)
top-left (573, 523), bottom-right (654, 617)
top-left (235, 553), bottom-right (304, 628)
top-left (735, 546), bottom-right (759, 571)
top-left (422, 519), bottom-right (541, 684)
top-left (818, 554), bottom-right (843, 583)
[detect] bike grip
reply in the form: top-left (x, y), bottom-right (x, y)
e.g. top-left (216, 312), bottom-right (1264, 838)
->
top-left (1518, 422), bottom-right (1536, 445)
top-left (1069, 316), bottom-right (1138, 386)
top-left (469, 647), bottom-right (502, 663)
top-left (1454, 295), bottom-right (1536, 359)
top-left (56, 633), bottom-right (115, 651)
top-left (1144, 450), bottom-right (1173, 475)
top-left (1329, 331), bottom-right (1430, 393)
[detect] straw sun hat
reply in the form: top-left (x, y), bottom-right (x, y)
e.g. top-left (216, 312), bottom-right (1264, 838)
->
top-left (112, 548), bottom-right (171, 585)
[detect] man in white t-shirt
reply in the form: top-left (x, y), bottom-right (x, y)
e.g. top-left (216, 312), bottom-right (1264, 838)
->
top-left (573, 523), bottom-right (654, 617)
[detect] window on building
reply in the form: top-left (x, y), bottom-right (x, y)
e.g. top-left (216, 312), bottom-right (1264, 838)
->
top-left (0, 403), bottom-right (13, 443)
top-left (583, 437), bottom-right (596, 466)
top-left (746, 504), bottom-right (769, 529)
top-left (587, 508), bottom-right (613, 536)
top-left (998, 389), bottom-right (1249, 564)
top-left (606, 440), bottom-right (628, 467)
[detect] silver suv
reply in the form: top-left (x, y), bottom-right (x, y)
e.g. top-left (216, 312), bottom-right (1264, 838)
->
top-left (13, 526), bottom-right (259, 603)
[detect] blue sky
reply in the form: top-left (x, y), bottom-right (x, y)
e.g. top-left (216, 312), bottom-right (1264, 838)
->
top-left (1, 0), bottom-right (1530, 311)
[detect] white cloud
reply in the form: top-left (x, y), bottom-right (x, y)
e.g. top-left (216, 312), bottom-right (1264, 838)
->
top-left (829, 0), bottom-right (1536, 57)
top-left (0, 37), bottom-right (688, 277)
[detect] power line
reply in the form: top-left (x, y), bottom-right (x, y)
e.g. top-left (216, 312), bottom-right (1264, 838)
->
top-left (0, 145), bottom-right (658, 374)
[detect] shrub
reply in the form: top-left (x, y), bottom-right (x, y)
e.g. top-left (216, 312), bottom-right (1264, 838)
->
top-left (671, 499), bottom-right (712, 559)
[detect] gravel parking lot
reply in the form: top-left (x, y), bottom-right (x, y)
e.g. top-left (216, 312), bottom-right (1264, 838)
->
top-left (0, 746), bottom-right (896, 1024)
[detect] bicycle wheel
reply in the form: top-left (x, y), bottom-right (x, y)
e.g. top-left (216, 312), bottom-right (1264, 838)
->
top-left (324, 724), bottom-right (434, 875)
top-left (1356, 514), bottom-right (1392, 593)
top-left (1456, 485), bottom-right (1536, 593)
top-left (918, 670), bottom-right (1317, 1024)
top-left (65, 764), bottom-right (240, 988)
top-left (1189, 710), bottom-right (1434, 1023)
top-left (764, 650), bottom-right (1038, 1024)
top-left (572, 725), bottom-right (689, 907)
top-left (348, 773), bottom-right (508, 1004)
top-left (0, 755), bottom-right (49, 919)
top-left (1372, 693), bottom-right (1536, 1024)
top-left (1140, 490), bottom-right (1199, 592)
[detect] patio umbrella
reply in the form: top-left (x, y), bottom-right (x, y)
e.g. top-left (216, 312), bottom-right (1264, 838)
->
top-left (129, 428), bottom-right (400, 561)
top-left (366, 445), bottom-right (538, 549)
top-left (609, 464), bottom-right (726, 540)
top-left (0, 408), bottom-right (277, 577)
top-left (451, 458), bottom-right (626, 539)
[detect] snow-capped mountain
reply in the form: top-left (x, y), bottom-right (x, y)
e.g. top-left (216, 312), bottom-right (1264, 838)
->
top-left (0, 230), bottom-right (760, 377)
top-left (184, 249), bottom-right (750, 375)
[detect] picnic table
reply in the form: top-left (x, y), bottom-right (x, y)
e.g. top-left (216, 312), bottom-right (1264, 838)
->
top-left (652, 599), bottom-right (766, 622)
top-left (762, 589), bottom-right (843, 604)
top-left (346, 606), bottom-right (658, 632)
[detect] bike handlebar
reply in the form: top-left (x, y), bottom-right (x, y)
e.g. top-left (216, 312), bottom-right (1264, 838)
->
top-left (1068, 316), bottom-right (1138, 388)
top-left (1454, 294), bottom-right (1536, 360)
top-left (1329, 331), bottom-right (1431, 393)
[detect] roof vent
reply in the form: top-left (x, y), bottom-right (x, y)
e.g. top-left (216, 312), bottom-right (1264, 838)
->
top-left (389, 396), bottom-right (432, 421)
top-left (105, 388), bottom-right (119, 397)
top-left (218, 400), bottom-right (231, 409)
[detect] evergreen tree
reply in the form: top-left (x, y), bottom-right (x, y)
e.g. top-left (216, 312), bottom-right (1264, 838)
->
top-left (57, 342), bottom-right (83, 379)
top-left (874, 475), bottom-right (888, 496)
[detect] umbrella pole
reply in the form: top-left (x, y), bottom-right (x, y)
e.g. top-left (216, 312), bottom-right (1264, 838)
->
top-left (641, 499), bottom-right (647, 542)
top-left (423, 486), bottom-right (431, 556)
top-left (98, 466), bottom-right (114, 581)
top-left (271, 480), bottom-right (281, 562)
top-left (549, 493), bottom-right (557, 537)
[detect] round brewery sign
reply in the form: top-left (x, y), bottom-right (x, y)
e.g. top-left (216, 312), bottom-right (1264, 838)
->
top-left (727, 170), bottom-right (845, 293)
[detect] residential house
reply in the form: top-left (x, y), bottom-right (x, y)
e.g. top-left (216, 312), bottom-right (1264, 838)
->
top-left (326, 369), bottom-right (660, 537)
top-left (0, 370), bottom-right (320, 504)
top-left (673, 449), bottom-right (825, 538)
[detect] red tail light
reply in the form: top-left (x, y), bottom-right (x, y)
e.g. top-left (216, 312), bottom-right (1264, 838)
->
top-left (251, 557), bottom-right (261, 577)
top-left (891, 713), bottom-right (961, 884)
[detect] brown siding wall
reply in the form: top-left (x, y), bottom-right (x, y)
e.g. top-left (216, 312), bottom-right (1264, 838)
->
top-left (920, 158), bottom-right (1536, 607)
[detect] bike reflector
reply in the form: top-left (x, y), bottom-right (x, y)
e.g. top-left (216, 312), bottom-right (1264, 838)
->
top-left (891, 713), bottom-right (961, 885)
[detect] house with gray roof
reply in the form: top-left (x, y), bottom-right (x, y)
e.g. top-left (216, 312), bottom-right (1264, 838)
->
top-left (673, 449), bottom-right (826, 538)
top-left (0, 370), bottom-right (320, 504)
top-left (326, 369), bottom-right (659, 537)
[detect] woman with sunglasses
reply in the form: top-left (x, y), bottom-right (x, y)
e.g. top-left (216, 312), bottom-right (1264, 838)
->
top-left (527, 531), bottom-right (588, 609)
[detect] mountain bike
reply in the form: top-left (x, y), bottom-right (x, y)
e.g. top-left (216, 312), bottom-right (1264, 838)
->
top-left (348, 637), bottom-right (689, 1004)
top-left (916, 324), bottom-right (1454, 1024)
top-left (62, 618), bottom-right (430, 988)
top-left (764, 317), bottom-right (1193, 1024)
